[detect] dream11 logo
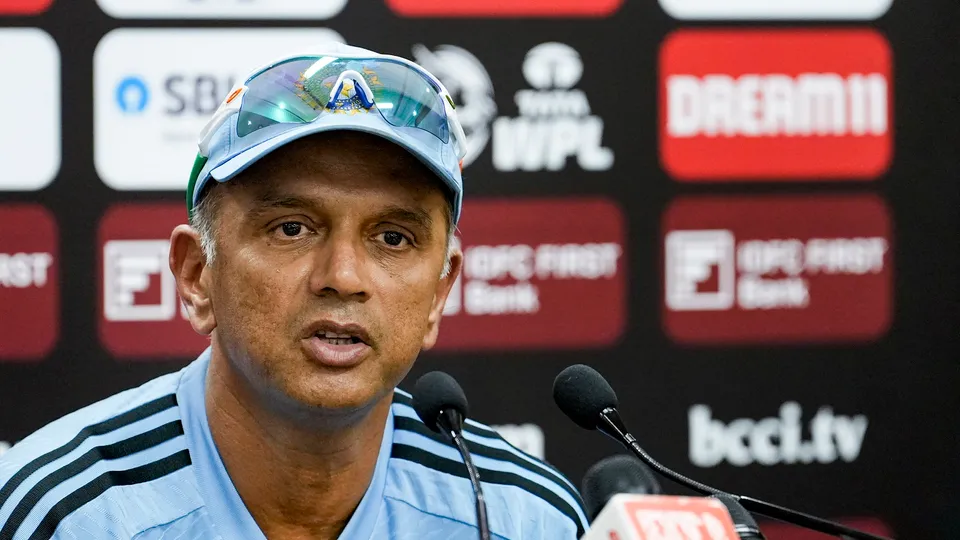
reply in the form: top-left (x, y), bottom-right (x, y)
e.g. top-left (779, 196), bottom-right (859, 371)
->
top-left (413, 42), bottom-right (613, 173)
top-left (659, 29), bottom-right (892, 181)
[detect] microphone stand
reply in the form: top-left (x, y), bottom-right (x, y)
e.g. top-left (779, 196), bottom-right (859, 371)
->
top-left (438, 409), bottom-right (492, 540)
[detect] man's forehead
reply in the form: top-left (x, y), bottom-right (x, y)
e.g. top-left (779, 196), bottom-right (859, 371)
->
top-left (237, 172), bottom-right (441, 209)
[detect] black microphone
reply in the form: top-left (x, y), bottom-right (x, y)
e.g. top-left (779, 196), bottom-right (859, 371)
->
top-left (412, 371), bottom-right (491, 540)
top-left (712, 493), bottom-right (767, 539)
top-left (552, 364), bottom-right (892, 540)
top-left (582, 453), bottom-right (662, 521)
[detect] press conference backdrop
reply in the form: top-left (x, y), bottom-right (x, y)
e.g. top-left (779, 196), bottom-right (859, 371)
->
top-left (1, 0), bottom-right (958, 537)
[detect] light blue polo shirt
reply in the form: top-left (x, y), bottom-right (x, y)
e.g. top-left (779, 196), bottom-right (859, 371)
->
top-left (0, 349), bottom-right (588, 539)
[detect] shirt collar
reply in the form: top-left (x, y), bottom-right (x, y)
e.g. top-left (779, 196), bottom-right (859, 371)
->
top-left (178, 348), bottom-right (392, 539)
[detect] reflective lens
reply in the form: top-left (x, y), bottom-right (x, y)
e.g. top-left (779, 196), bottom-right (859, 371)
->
top-left (236, 56), bottom-right (450, 144)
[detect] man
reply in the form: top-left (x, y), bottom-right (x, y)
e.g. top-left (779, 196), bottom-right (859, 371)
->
top-left (0, 43), bottom-right (587, 539)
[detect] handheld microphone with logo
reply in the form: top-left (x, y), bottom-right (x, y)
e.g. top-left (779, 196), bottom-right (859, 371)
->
top-left (552, 364), bottom-right (892, 540)
top-left (582, 455), bottom-right (759, 540)
top-left (582, 454), bottom-right (663, 521)
top-left (412, 371), bottom-right (491, 540)
top-left (583, 493), bottom-right (741, 540)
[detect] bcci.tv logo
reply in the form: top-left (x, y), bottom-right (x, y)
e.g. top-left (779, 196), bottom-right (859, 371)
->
top-left (662, 196), bottom-right (892, 344)
top-left (98, 204), bottom-right (208, 358)
top-left (659, 29), bottom-right (892, 180)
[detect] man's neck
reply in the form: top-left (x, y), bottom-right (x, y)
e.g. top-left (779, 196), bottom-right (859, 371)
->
top-left (205, 350), bottom-right (391, 540)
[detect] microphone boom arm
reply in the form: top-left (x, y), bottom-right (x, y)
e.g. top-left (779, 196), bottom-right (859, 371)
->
top-left (598, 408), bottom-right (891, 540)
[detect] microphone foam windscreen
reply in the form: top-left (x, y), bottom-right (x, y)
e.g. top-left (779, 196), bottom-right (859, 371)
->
top-left (552, 364), bottom-right (618, 430)
top-left (412, 371), bottom-right (470, 433)
top-left (582, 454), bottom-right (663, 521)
top-left (710, 493), bottom-right (764, 538)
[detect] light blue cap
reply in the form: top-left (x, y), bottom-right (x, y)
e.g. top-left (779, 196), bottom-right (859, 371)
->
top-left (188, 43), bottom-right (465, 224)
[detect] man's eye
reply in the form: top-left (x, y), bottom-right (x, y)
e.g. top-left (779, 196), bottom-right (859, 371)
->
top-left (279, 222), bottom-right (304, 237)
top-left (382, 231), bottom-right (408, 247)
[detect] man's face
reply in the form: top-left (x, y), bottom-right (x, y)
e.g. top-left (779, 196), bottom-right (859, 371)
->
top-left (200, 133), bottom-right (460, 413)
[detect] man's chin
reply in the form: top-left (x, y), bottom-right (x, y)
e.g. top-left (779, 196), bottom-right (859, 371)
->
top-left (273, 370), bottom-right (388, 419)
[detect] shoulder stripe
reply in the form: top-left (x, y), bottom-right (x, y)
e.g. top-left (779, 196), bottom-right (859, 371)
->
top-left (0, 420), bottom-right (185, 540)
top-left (0, 394), bottom-right (178, 510)
top-left (24, 448), bottom-right (192, 540)
top-left (391, 443), bottom-right (586, 537)
top-left (393, 415), bottom-right (585, 512)
top-left (392, 391), bottom-right (583, 503)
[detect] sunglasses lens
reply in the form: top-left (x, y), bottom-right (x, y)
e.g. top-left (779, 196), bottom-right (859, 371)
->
top-left (236, 56), bottom-right (450, 144)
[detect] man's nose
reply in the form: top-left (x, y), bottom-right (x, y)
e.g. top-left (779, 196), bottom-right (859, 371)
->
top-left (309, 233), bottom-right (370, 301)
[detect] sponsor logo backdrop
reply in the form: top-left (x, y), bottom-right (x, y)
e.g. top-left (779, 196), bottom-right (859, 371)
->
top-left (1, 0), bottom-right (958, 537)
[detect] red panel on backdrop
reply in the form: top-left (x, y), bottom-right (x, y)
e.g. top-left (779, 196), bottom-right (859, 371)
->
top-left (0, 0), bottom-right (52, 14)
top-left (0, 205), bottom-right (58, 360)
top-left (662, 196), bottom-right (892, 344)
top-left (433, 198), bottom-right (627, 351)
top-left (386, 0), bottom-right (623, 17)
top-left (659, 29), bottom-right (893, 181)
top-left (98, 204), bottom-right (209, 359)
top-left (760, 517), bottom-right (894, 539)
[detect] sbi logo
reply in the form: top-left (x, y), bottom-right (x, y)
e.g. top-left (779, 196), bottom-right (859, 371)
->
top-left (115, 73), bottom-right (236, 116)
top-left (115, 76), bottom-right (149, 114)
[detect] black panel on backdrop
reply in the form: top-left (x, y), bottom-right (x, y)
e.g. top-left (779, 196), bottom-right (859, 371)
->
top-left (0, 0), bottom-right (958, 538)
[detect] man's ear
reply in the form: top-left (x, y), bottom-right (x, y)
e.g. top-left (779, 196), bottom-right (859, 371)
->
top-left (421, 247), bottom-right (463, 351)
top-left (170, 224), bottom-right (216, 335)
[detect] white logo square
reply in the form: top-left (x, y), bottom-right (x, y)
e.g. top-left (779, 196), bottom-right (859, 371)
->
top-left (0, 29), bottom-right (60, 191)
top-left (94, 28), bottom-right (344, 191)
top-left (103, 240), bottom-right (176, 322)
top-left (665, 230), bottom-right (736, 311)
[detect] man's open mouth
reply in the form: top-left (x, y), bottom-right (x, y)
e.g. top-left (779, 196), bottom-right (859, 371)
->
top-left (315, 331), bottom-right (364, 346)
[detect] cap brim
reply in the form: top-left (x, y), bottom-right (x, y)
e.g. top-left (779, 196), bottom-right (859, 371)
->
top-left (208, 114), bottom-right (462, 221)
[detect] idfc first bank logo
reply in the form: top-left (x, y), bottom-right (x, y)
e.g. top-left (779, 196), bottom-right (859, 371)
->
top-left (0, 205), bottom-right (58, 361)
top-left (660, 29), bottom-right (892, 181)
top-left (98, 204), bottom-right (208, 358)
top-left (435, 198), bottom-right (626, 351)
top-left (94, 28), bottom-right (344, 191)
top-left (662, 196), bottom-right (892, 344)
